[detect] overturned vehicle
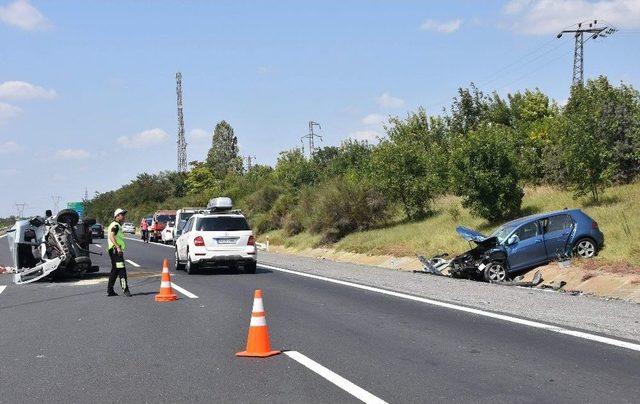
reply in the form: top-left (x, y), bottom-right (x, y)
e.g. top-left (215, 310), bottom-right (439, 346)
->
top-left (7, 209), bottom-right (100, 284)
top-left (420, 209), bottom-right (605, 282)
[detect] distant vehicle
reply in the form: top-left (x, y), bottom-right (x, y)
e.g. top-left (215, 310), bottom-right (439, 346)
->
top-left (161, 221), bottom-right (175, 244)
top-left (122, 222), bottom-right (135, 234)
top-left (150, 210), bottom-right (176, 242)
top-left (91, 223), bottom-right (104, 239)
top-left (175, 197), bottom-right (257, 274)
top-left (174, 207), bottom-right (204, 240)
top-left (450, 209), bottom-right (604, 282)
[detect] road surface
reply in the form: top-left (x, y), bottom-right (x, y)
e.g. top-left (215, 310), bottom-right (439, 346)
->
top-left (1, 234), bottom-right (639, 403)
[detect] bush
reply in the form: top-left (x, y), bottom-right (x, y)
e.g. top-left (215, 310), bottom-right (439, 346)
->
top-left (307, 177), bottom-right (389, 242)
top-left (249, 213), bottom-right (277, 234)
top-left (450, 124), bottom-right (523, 221)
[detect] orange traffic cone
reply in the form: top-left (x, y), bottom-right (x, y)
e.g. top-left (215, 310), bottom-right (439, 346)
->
top-left (236, 289), bottom-right (281, 358)
top-left (155, 259), bottom-right (178, 302)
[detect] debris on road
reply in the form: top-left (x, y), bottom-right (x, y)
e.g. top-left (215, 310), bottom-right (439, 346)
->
top-left (0, 265), bottom-right (17, 274)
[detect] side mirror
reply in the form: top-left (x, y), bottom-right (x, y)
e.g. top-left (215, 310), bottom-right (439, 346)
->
top-left (507, 235), bottom-right (519, 245)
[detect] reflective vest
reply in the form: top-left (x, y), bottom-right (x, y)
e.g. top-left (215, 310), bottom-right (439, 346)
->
top-left (108, 221), bottom-right (126, 252)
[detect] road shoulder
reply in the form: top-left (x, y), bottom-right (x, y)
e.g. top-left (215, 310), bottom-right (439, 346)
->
top-left (258, 251), bottom-right (640, 342)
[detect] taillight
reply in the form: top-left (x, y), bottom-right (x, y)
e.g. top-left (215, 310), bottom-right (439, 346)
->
top-left (592, 220), bottom-right (599, 229)
top-left (248, 235), bottom-right (255, 246)
top-left (194, 236), bottom-right (205, 246)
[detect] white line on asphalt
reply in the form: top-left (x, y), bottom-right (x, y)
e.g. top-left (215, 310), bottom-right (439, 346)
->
top-left (0, 285), bottom-right (6, 295)
top-left (261, 264), bottom-right (640, 352)
top-left (93, 244), bottom-right (102, 248)
top-left (0, 233), bottom-right (7, 239)
top-left (285, 351), bottom-right (387, 404)
top-left (171, 282), bottom-right (198, 298)
top-left (125, 259), bottom-right (140, 268)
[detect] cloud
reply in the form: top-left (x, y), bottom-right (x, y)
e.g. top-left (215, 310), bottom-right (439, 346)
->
top-left (0, 140), bottom-right (23, 154)
top-left (54, 148), bottom-right (90, 160)
top-left (361, 113), bottom-right (386, 126)
top-left (0, 81), bottom-right (57, 101)
top-left (0, 168), bottom-right (19, 177)
top-left (117, 128), bottom-right (169, 149)
top-left (188, 128), bottom-right (209, 141)
top-left (0, 102), bottom-right (22, 124)
top-left (503, 0), bottom-right (640, 34)
top-left (0, 0), bottom-right (51, 31)
top-left (376, 92), bottom-right (405, 109)
top-left (420, 18), bottom-right (463, 33)
top-left (349, 130), bottom-right (381, 143)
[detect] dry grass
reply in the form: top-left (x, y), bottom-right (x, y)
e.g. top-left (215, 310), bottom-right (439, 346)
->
top-left (263, 182), bottom-right (640, 266)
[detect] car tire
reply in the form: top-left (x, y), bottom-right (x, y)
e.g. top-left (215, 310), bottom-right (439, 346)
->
top-left (175, 250), bottom-right (185, 271)
top-left (245, 261), bottom-right (257, 274)
top-left (483, 261), bottom-right (507, 282)
top-left (573, 238), bottom-right (597, 258)
top-left (186, 257), bottom-right (198, 275)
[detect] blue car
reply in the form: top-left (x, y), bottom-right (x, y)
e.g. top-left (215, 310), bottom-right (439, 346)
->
top-left (450, 209), bottom-right (604, 282)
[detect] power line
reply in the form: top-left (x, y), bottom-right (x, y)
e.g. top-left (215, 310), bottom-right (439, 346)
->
top-left (557, 20), bottom-right (617, 86)
top-left (15, 203), bottom-right (26, 219)
top-left (300, 121), bottom-right (322, 157)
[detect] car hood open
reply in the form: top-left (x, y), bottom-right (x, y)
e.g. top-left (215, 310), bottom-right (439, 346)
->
top-left (456, 226), bottom-right (489, 243)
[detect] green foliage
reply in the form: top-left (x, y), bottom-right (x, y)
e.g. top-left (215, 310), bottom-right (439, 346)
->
top-left (85, 76), bottom-right (639, 248)
top-left (274, 149), bottom-right (317, 188)
top-left (450, 124), bottom-right (523, 221)
top-left (372, 108), bottom-right (448, 219)
top-left (206, 120), bottom-right (243, 178)
top-left (307, 176), bottom-right (389, 243)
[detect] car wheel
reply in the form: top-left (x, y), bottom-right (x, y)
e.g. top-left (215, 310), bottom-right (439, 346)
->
top-left (574, 238), bottom-right (597, 258)
top-left (175, 250), bottom-right (185, 271)
top-left (245, 261), bottom-right (257, 274)
top-left (483, 261), bottom-right (507, 282)
top-left (186, 257), bottom-right (198, 275)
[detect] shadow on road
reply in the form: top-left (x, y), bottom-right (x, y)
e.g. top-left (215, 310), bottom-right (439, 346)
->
top-left (181, 266), bottom-right (273, 276)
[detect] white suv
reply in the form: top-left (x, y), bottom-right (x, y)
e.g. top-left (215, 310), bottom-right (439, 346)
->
top-left (174, 205), bottom-right (257, 274)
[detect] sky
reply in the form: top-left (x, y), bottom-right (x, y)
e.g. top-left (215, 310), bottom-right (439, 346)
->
top-left (1, 0), bottom-right (639, 217)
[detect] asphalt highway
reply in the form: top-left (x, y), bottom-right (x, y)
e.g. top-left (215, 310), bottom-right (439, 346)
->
top-left (1, 234), bottom-right (639, 403)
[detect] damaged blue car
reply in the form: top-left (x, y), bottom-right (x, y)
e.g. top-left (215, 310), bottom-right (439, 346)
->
top-left (449, 209), bottom-right (604, 282)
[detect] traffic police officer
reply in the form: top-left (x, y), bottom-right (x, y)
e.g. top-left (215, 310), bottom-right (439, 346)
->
top-left (107, 208), bottom-right (132, 297)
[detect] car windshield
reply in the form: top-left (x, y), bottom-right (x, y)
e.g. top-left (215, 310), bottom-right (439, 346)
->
top-left (180, 212), bottom-right (194, 222)
top-left (156, 215), bottom-right (175, 223)
top-left (196, 216), bottom-right (250, 231)
top-left (91, 224), bottom-right (102, 229)
top-left (490, 224), bottom-right (517, 243)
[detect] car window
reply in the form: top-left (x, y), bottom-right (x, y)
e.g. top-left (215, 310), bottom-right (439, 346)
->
top-left (515, 221), bottom-right (540, 241)
top-left (196, 216), bottom-right (250, 231)
top-left (183, 217), bottom-right (194, 233)
top-left (545, 214), bottom-right (574, 233)
top-left (156, 215), bottom-right (176, 222)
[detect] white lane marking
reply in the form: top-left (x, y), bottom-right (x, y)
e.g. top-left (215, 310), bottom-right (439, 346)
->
top-left (124, 236), bottom-right (173, 248)
top-left (93, 244), bottom-right (102, 248)
top-left (125, 259), bottom-right (140, 268)
top-left (285, 351), bottom-right (387, 404)
top-left (171, 282), bottom-right (198, 298)
top-left (0, 233), bottom-right (8, 239)
top-left (0, 285), bottom-right (6, 295)
top-left (261, 264), bottom-right (640, 352)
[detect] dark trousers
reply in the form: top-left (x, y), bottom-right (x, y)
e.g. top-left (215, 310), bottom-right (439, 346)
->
top-left (108, 249), bottom-right (129, 293)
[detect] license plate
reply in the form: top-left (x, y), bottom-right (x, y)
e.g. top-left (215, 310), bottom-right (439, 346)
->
top-left (216, 238), bottom-right (238, 244)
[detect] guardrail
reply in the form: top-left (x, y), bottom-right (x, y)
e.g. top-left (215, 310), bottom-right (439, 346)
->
top-left (256, 240), bottom-right (269, 251)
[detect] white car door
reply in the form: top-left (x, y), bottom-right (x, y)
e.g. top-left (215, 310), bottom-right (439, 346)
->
top-left (177, 217), bottom-right (194, 260)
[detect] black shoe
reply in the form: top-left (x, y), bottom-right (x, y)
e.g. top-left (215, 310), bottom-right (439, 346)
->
top-left (107, 291), bottom-right (118, 297)
top-left (123, 290), bottom-right (132, 297)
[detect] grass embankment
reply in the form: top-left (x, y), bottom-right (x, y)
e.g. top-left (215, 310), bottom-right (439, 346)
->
top-left (263, 182), bottom-right (640, 266)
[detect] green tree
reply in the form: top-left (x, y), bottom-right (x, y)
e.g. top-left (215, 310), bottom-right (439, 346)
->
top-left (185, 162), bottom-right (219, 195)
top-left (373, 108), bottom-right (448, 219)
top-left (450, 124), bottom-right (523, 221)
top-left (205, 120), bottom-right (243, 178)
top-left (274, 149), bottom-right (317, 189)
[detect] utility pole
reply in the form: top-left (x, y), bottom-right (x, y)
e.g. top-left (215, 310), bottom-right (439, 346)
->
top-left (15, 203), bottom-right (26, 219)
top-left (83, 187), bottom-right (89, 202)
top-left (557, 20), bottom-right (616, 87)
top-left (176, 72), bottom-right (187, 173)
top-left (51, 195), bottom-right (61, 213)
top-left (300, 121), bottom-right (322, 157)
top-left (244, 155), bottom-right (256, 171)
